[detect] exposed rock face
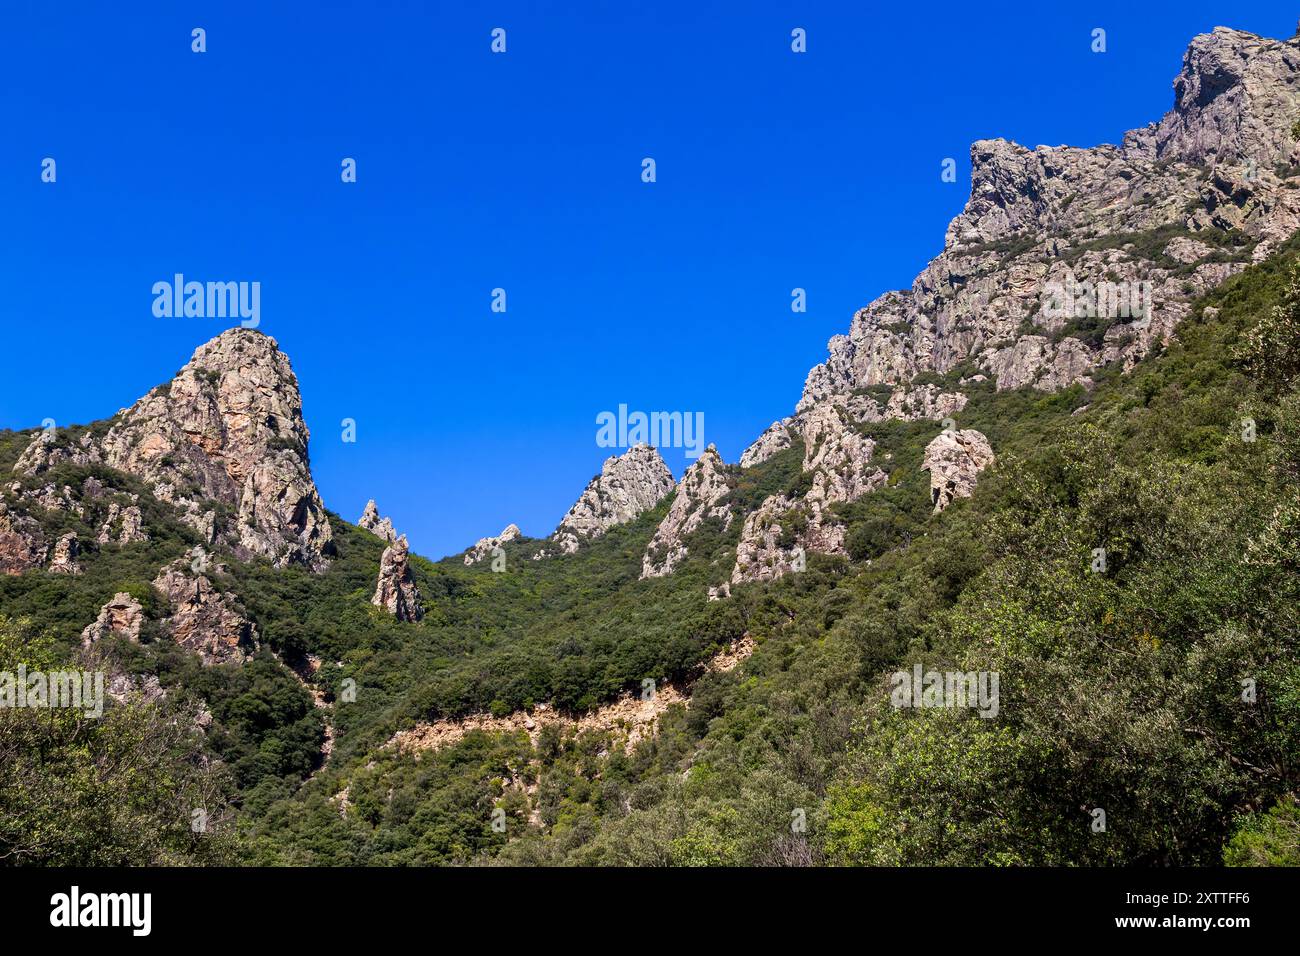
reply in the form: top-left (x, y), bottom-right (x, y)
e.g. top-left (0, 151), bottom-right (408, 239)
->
top-left (730, 493), bottom-right (804, 584)
top-left (740, 420), bottom-right (795, 468)
top-left (801, 404), bottom-right (888, 509)
top-left (81, 592), bottom-right (145, 646)
top-left (105, 672), bottom-right (167, 707)
top-left (152, 559), bottom-right (258, 665)
top-left (731, 403), bottom-right (886, 584)
top-left (0, 502), bottom-right (46, 574)
top-left (922, 429), bottom-right (995, 512)
top-left (48, 532), bottom-right (81, 575)
top-left (1154, 28), bottom-right (1300, 171)
top-left (544, 445), bottom-right (675, 556)
top-left (372, 535), bottom-right (424, 622)
top-left (846, 385), bottom-right (970, 425)
top-left (782, 28), bottom-right (1300, 431)
top-left (464, 523), bottom-right (521, 565)
top-left (16, 329), bottom-right (333, 570)
top-left (13, 431), bottom-right (101, 475)
top-left (97, 502), bottom-right (148, 545)
top-left (358, 499), bottom-right (397, 543)
top-left (19, 483), bottom-right (85, 517)
top-left (641, 445), bottom-right (732, 578)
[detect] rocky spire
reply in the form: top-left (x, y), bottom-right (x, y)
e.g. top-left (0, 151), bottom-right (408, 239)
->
top-left (48, 532), bottom-right (81, 575)
top-left (97, 501), bottom-right (147, 545)
top-left (642, 445), bottom-right (732, 578)
top-left (373, 534), bottom-right (424, 622)
top-left (465, 523), bottom-right (521, 565)
top-left (922, 429), bottom-right (995, 512)
top-left (358, 499), bottom-right (397, 543)
top-left (15, 328), bottom-right (334, 571)
top-left (542, 444), bottom-right (675, 556)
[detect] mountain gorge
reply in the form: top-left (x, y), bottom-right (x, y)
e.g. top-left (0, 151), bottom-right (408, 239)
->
top-left (2, 25), bottom-right (1300, 867)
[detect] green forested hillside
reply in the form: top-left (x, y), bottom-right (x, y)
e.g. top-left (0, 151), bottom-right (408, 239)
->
top-left (4, 237), bottom-right (1300, 866)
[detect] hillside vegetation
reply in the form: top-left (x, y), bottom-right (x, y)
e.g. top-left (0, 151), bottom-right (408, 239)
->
top-left (4, 236), bottom-right (1300, 866)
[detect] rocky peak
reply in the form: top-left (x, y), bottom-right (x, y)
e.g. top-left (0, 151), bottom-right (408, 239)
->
top-left (922, 429), bottom-right (995, 512)
top-left (544, 445), bottom-right (675, 556)
top-left (373, 534), bottom-right (424, 622)
top-left (358, 499), bottom-right (397, 543)
top-left (641, 445), bottom-right (732, 578)
top-left (465, 523), bottom-right (521, 565)
top-left (16, 328), bottom-right (333, 571)
top-left (1153, 28), bottom-right (1300, 169)
top-left (740, 420), bottom-right (795, 469)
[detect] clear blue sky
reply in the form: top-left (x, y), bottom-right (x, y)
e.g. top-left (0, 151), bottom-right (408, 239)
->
top-left (2, 1), bottom-right (1294, 558)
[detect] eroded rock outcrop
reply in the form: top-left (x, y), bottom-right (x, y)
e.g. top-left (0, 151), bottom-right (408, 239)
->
top-left (922, 429), bottom-right (995, 512)
top-left (0, 502), bottom-right (46, 574)
top-left (541, 445), bottom-right (675, 556)
top-left (731, 404), bottom-right (887, 584)
top-left (739, 420), bottom-right (795, 468)
top-left (372, 535), bottom-right (424, 622)
top-left (152, 559), bottom-right (258, 665)
top-left (16, 329), bottom-right (333, 570)
top-left (20, 483), bottom-right (85, 517)
top-left (13, 431), bottom-right (102, 475)
top-left (641, 445), bottom-right (732, 578)
top-left (358, 499), bottom-right (397, 543)
top-left (48, 532), bottom-right (81, 575)
top-left (464, 523), bottom-right (521, 565)
top-left (81, 592), bottom-right (145, 646)
top-left (97, 501), bottom-right (148, 545)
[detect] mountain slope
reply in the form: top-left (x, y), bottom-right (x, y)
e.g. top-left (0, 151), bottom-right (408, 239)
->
top-left (3, 25), bottom-right (1300, 867)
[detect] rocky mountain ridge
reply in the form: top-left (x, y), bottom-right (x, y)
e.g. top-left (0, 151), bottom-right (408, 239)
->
top-left (2, 25), bottom-right (1294, 697)
top-left (792, 28), bottom-right (1300, 422)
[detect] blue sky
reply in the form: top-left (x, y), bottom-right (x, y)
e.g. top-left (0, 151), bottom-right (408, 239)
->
top-left (2, 1), bottom-right (1295, 558)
